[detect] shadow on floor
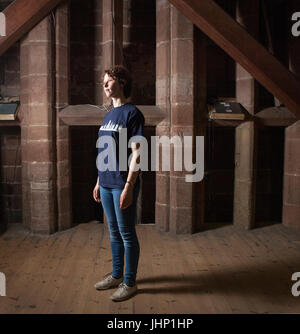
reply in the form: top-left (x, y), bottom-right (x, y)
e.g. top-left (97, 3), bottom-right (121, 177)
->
top-left (136, 259), bottom-right (300, 309)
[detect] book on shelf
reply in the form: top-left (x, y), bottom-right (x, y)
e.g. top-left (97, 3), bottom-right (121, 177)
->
top-left (0, 102), bottom-right (20, 120)
top-left (208, 100), bottom-right (247, 120)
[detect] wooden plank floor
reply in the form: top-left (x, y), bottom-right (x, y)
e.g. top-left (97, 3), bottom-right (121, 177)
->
top-left (0, 222), bottom-right (300, 314)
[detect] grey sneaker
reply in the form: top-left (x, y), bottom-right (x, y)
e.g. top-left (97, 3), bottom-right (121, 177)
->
top-left (94, 275), bottom-right (123, 290)
top-left (110, 282), bottom-right (138, 302)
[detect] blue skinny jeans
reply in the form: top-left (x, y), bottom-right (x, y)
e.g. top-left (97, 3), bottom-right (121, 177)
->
top-left (100, 184), bottom-right (140, 287)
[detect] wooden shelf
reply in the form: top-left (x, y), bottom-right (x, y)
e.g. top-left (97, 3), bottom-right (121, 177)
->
top-left (0, 119), bottom-right (20, 126)
top-left (208, 119), bottom-right (248, 127)
top-left (254, 107), bottom-right (297, 127)
top-left (59, 104), bottom-right (166, 127)
top-left (208, 110), bottom-right (254, 127)
top-left (208, 107), bottom-right (298, 127)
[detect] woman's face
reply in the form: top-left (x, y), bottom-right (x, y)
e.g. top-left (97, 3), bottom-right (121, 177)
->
top-left (103, 73), bottom-right (123, 99)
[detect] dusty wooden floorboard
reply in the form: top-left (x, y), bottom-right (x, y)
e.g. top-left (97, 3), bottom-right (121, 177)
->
top-left (0, 222), bottom-right (300, 314)
top-left (189, 235), bottom-right (232, 313)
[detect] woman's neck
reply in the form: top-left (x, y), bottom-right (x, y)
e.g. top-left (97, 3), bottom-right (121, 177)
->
top-left (112, 96), bottom-right (128, 108)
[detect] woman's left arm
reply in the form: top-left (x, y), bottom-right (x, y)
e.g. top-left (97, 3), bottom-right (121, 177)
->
top-left (119, 142), bottom-right (140, 209)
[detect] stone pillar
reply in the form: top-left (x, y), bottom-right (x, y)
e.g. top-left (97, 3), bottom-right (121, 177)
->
top-left (20, 16), bottom-right (57, 234)
top-left (155, 0), bottom-right (171, 232)
top-left (56, 1), bottom-right (72, 231)
top-left (169, 6), bottom-right (195, 234)
top-left (282, 0), bottom-right (300, 230)
top-left (233, 0), bottom-right (259, 229)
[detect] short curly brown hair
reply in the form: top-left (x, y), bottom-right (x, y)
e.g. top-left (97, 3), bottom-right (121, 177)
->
top-left (104, 65), bottom-right (132, 98)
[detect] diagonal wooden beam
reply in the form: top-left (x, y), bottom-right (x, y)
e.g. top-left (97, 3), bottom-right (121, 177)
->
top-left (168, 0), bottom-right (300, 118)
top-left (0, 0), bottom-right (64, 56)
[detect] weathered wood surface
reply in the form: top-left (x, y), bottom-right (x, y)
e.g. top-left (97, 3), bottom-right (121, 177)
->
top-left (0, 0), bottom-right (64, 55)
top-left (59, 105), bottom-right (166, 126)
top-left (0, 222), bottom-right (299, 314)
top-left (255, 107), bottom-right (297, 127)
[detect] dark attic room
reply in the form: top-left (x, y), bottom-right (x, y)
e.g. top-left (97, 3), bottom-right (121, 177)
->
top-left (0, 0), bottom-right (300, 316)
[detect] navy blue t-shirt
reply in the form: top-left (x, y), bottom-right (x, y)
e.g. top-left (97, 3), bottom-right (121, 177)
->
top-left (97, 103), bottom-right (145, 189)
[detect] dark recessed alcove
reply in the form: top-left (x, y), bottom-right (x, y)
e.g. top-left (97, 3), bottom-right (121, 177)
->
top-left (204, 125), bottom-right (235, 224)
top-left (255, 127), bottom-right (285, 227)
top-left (71, 126), bottom-right (103, 225)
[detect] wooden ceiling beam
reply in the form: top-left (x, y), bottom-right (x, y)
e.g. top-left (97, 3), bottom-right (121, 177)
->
top-left (168, 0), bottom-right (300, 118)
top-left (0, 0), bottom-right (64, 55)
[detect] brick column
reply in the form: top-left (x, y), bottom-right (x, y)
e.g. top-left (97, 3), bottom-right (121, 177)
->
top-left (56, 1), bottom-right (72, 231)
top-left (155, 0), bottom-right (171, 232)
top-left (20, 16), bottom-right (57, 234)
top-left (233, 0), bottom-right (259, 229)
top-left (282, 0), bottom-right (300, 230)
top-left (169, 6), bottom-right (195, 234)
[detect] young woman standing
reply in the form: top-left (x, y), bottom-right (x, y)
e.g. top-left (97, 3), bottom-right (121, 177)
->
top-left (93, 65), bottom-right (144, 302)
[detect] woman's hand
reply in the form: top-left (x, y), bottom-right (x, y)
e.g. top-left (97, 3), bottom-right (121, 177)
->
top-left (93, 184), bottom-right (101, 203)
top-left (120, 184), bottom-right (133, 209)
